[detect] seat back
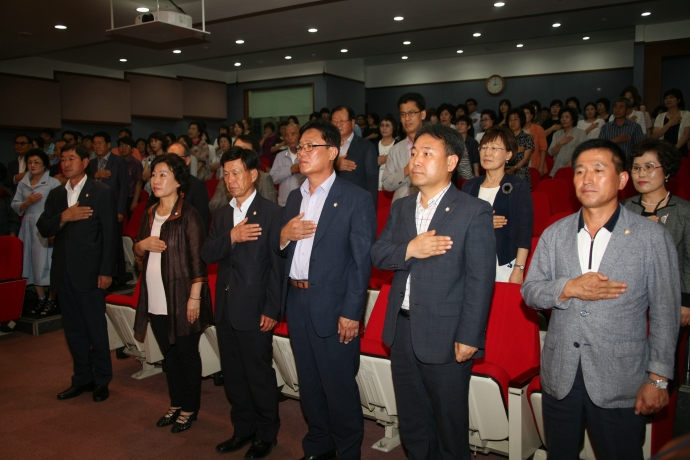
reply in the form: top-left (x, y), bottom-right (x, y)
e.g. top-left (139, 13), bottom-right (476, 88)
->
top-left (545, 211), bottom-right (574, 229)
top-left (376, 192), bottom-right (391, 238)
top-left (124, 201), bottom-right (148, 240)
top-left (360, 284), bottom-right (392, 357)
top-left (205, 178), bottom-right (220, 200)
top-left (529, 167), bottom-right (541, 190)
top-left (0, 236), bottom-right (23, 280)
top-left (535, 178), bottom-right (574, 214)
top-left (531, 192), bottom-right (551, 237)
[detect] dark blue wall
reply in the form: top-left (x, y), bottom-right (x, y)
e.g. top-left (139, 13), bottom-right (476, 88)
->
top-left (662, 54), bottom-right (690, 108)
top-left (365, 68), bottom-right (634, 117)
top-left (326, 75), bottom-right (365, 115)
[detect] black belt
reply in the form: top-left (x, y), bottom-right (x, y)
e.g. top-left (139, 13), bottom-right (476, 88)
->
top-left (398, 308), bottom-right (410, 319)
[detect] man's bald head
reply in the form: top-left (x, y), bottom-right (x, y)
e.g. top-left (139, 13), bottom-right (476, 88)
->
top-left (167, 142), bottom-right (190, 166)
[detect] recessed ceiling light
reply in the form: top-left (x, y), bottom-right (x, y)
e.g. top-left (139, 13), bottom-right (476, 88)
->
top-left (473, 32), bottom-right (481, 37)
top-left (308, 28), bottom-right (317, 33)
top-left (173, 49), bottom-right (181, 54)
top-left (552, 23), bottom-right (561, 27)
top-left (583, 36), bottom-right (590, 40)
top-left (136, 7), bottom-right (149, 13)
top-left (55, 25), bottom-right (67, 30)
top-left (641, 12), bottom-right (651, 16)
top-left (494, 2), bottom-right (505, 6)
top-left (119, 58), bottom-right (127, 62)
top-left (16, 31), bottom-right (33, 36)
top-left (235, 39), bottom-right (244, 44)
top-left (234, 62), bottom-right (241, 66)
top-left (516, 44), bottom-right (523, 47)
top-left (457, 50), bottom-right (464, 53)
top-left (402, 56), bottom-right (408, 60)
top-left (285, 56), bottom-right (292, 60)
top-left (394, 16), bottom-right (404, 21)
top-left (403, 41), bottom-right (411, 45)
top-left (341, 49), bottom-right (348, 53)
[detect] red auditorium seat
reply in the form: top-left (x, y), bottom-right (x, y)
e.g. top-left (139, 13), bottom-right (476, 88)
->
top-left (124, 201), bottom-right (148, 240)
top-left (534, 178), bottom-right (575, 215)
top-left (544, 155), bottom-right (554, 176)
top-left (457, 177), bottom-right (467, 190)
top-left (105, 275), bottom-right (142, 308)
top-left (531, 191), bottom-right (552, 237)
top-left (618, 177), bottom-right (637, 201)
top-left (206, 178), bottom-right (220, 200)
top-left (260, 157), bottom-right (271, 172)
top-left (529, 167), bottom-right (541, 190)
top-left (545, 211), bottom-right (574, 228)
top-left (360, 284), bottom-right (392, 358)
top-left (0, 236), bottom-right (27, 323)
top-left (668, 176), bottom-right (690, 201)
top-left (525, 236), bottom-right (539, 275)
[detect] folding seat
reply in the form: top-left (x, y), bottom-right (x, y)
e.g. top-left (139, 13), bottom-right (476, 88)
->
top-left (534, 179), bottom-right (575, 215)
top-left (199, 270), bottom-right (221, 377)
top-left (272, 319), bottom-right (300, 399)
top-left (467, 282), bottom-right (542, 458)
top-left (552, 167), bottom-right (580, 211)
top-left (531, 192), bottom-right (552, 237)
top-left (124, 201), bottom-right (147, 240)
top-left (544, 155), bottom-right (554, 177)
top-left (0, 236), bottom-right (27, 324)
top-left (205, 178), bottom-right (220, 200)
top-left (529, 168), bottom-right (541, 191)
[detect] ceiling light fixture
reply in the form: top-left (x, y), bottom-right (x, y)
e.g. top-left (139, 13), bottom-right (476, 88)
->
top-left (641, 12), bottom-right (651, 16)
top-left (235, 39), bottom-right (244, 44)
top-left (341, 49), bottom-right (348, 53)
top-left (394, 16), bottom-right (404, 21)
top-left (173, 49), bottom-right (181, 54)
top-left (516, 44), bottom-right (523, 47)
top-left (494, 2), bottom-right (505, 6)
top-left (235, 62), bottom-right (241, 66)
top-left (402, 56), bottom-right (408, 60)
top-left (552, 23), bottom-right (561, 27)
top-left (285, 56), bottom-right (292, 59)
top-left (473, 32), bottom-right (481, 37)
top-left (583, 36), bottom-right (590, 40)
top-left (136, 7), bottom-right (149, 12)
top-left (308, 28), bottom-right (318, 33)
top-left (403, 41), bottom-right (411, 45)
top-left (55, 25), bottom-right (67, 30)
top-left (457, 50), bottom-right (464, 53)
top-left (120, 58), bottom-right (127, 62)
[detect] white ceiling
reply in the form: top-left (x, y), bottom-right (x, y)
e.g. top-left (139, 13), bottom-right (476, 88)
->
top-left (1, 0), bottom-right (689, 75)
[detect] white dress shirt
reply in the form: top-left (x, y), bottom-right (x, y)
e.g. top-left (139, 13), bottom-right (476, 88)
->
top-left (401, 182), bottom-right (452, 310)
top-left (288, 171), bottom-right (337, 280)
top-left (338, 132), bottom-right (355, 158)
top-left (230, 189), bottom-right (257, 226)
top-left (65, 175), bottom-right (87, 207)
top-left (576, 206), bottom-right (619, 273)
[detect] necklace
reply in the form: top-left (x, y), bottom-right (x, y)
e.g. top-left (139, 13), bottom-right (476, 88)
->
top-left (641, 192), bottom-right (670, 207)
top-left (154, 210), bottom-right (171, 223)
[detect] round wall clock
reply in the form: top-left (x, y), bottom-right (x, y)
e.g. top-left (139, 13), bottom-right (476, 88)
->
top-left (486, 74), bottom-right (505, 95)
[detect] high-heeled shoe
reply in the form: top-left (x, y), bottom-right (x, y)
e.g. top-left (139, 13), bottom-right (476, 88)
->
top-left (156, 408), bottom-right (181, 427)
top-left (170, 411), bottom-right (197, 433)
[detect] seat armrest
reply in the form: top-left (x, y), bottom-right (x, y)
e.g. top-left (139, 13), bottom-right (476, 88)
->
top-left (508, 366), bottom-right (540, 389)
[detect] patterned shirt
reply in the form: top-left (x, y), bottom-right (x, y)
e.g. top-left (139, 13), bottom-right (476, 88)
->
top-left (598, 118), bottom-right (644, 157)
top-left (401, 182), bottom-right (452, 310)
top-left (96, 152), bottom-right (111, 179)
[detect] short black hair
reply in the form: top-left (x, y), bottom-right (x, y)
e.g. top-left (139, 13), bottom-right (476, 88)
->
top-left (189, 120), bottom-right (207, 132)
top-left (480, 109), bottom-right (498, 122)
top-left (118, 136), bottom-right (135, 147)
top-left (62, 143), bottom-right (90, 161)
top-left (119, 128), bottom-right (132, 137)
top-left (82, 134), bottom-right (93, 142)
top-left (436, 103), bottom-right (456, 120)
top-left (455, 115), bottom-right (473, 127)
top-left (14, 133), bottom-right (30, 143)
top-left (310, 112), bottom-right (321, 120)
top-left (620, 86), bottom-right (642, 108)
top-left (368, 113), bottom-right (380, 125)
top-left (150, 154), bottom-right (189, 194)
top-left (465, 98), bottom-right (478, 106)
top-left (565, 96), bottom-right (581, 110)
top-left (288, 115), bottom-right (300, 125)
top-left (235, 134), bottom-right (260, 153)
top-left (178, 135), bottom-right (192, 148)
top-left (583, 102), bottom-right (596, 114)
top-left (629, 139), bottom-right (681, 178)
top-left (93, 131), bottom-right (111, 144)
top-left (663, 88), bottom-right (685, 110)
top-left (220, 124), bottom-right (229, 132)
top-left (479, 126), bottom-right (519, 158)
top-left (398, 93), bottom-right (426, 111)
top-left (300, 119), bottom-right (341, 156)
top-left (528, 100), bottom-right (541, 111)
top-left (596, 97), bottom-right (611, 111)
top-left (278, 121), bottom-right (288, 129)
top-left (135, 137), bottom-right (147, 147)
top-left (559, 106), bottom-right (579, 123)
top-left (148, 131), bottom-right (168, 150)
top-left (166, 132), bottom-right (177, 142)
top-left (217, 133), bottom-right (231, 145)
top-left (319, 107), bottom-right (331, 115)
top-left (380, 115), bottom-right (398, 133)
top-left (613, 96), bottom-right (632, 109)
top-left (220, 146), bottom-right (260, 172)
top-left (414, 123), bottom-right (465, 160)
top-left (263, 122), bottom-right (276, 132)
top-left (506, 108), bottom-right (526, 127)
top-left (571, 139), bottom-right (626, 174)
top-left (455, 103), bottom-right (469, 116)
top-left (62, 130), bottom-right (76, 140)
top-left (521, 103), bottom-right (536, 118)
top-left (25, 148), bottom-right (50, 168)
top-left (40, 128), bottom-right (55, 138)
top-left (332, 105), bottom-right (355, 121)
top-left (549, 99), bottom-right (563, 109)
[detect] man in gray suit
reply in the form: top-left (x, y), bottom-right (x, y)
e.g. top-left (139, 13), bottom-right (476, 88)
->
top-left (522, 139), bottom-right (679, 459)
top-left (372, 124), bottom-right (495, 459)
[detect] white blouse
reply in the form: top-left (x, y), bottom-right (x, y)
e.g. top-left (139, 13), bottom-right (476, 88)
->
top-left (146, 211), bottom-right (171, 316)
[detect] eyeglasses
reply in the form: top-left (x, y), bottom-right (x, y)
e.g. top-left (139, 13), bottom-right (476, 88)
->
top-left (480, 146), bottom-right (506, 153)
top-left (14, 141), bottom-right (29, 146)
top-left (399, 111), bottom-right (421, 119)
top-left (631, 164), bottom-right (663, 175)
top-left (295, 143), bottom-right (333, 153)
top-left (331, 119), bottom-right (351, 125)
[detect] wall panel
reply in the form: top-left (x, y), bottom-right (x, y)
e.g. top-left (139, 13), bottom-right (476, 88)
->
top-left (127, 73), bottom-right (184, 120)
top-left (0, 74), bottom-right (61, 130)
top-left (56, 72), bottom-right (130, 124)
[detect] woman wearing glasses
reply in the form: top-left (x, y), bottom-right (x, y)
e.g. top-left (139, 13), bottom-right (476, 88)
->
top-left (377, 115), bottom-right (398, 189)
top-left (462, 126), bottom-right (533, 284)
top-left (623, 139), bottom-right (690, 394)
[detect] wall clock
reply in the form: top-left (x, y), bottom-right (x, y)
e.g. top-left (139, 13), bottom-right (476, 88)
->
top-left (486, 74), bottom-right (505, 95)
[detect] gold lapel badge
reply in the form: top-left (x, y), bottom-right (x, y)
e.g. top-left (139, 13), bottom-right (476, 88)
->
top-left (624, 229), bottom-right (631, 235)
top-left (445, 207), bottom-right (450, 212)
top-left (334, 202), bottom-right (338, 207)
top-left (253, 211), bottom-right (257, 215)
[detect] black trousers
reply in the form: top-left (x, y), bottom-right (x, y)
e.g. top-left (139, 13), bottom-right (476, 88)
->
top-left (216, 309), bottom-right (279, 442)
top-left (391, 314), bottom-right (473, 460)
top-left (115, 220), bottom-right (126, 284)
top-left (286, 287), bottom-right (363, 460)
top-left (543, 362), bottom-right (646, 460)
top-left (59, 269), bottom-right (112, 387)
top-left (149, 314), bottom-right (202, 413)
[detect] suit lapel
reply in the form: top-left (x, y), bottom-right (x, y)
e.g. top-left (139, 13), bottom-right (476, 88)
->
top-left (427, 186), bottom-right (458, 232)
top-left (77, 178), bottom-right (94, 207)
top-left (566, 211), bottom-right (583, 278)
top-left (597, 207), bottom-right (632, 275)
top-left (404, 197), bottom-right (418, 239)
top-left (286, 191), bottom-right (303, 262)
top-left (312, 179), bottom-right (342, 248)
top-left (244, 192), bottom-right (262, 225)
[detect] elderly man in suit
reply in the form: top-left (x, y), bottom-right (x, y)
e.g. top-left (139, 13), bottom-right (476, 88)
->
top-left (4, 133), bottom-right (32, 194)
top-left (331, 105), bottom-right (378, 209)
top-left (522, 139), bottom-right (679, 459)
top-left (381, 93), bottom-right (427, 203)
top-left (202, 148), bottom-right (284, 459)
top-left (276, 119), bottom-right (376, 460)
top-left (371, 124), bottom-right (495, 459)
top-left (37, 143), bottom-right (118, 402)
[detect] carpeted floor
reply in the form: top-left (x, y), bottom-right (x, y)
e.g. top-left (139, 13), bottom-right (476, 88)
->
top-left (0, 329), bottom-right (510, 460)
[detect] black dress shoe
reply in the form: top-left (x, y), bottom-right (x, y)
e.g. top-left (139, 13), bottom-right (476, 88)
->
top-left (57, 383), bottom-right (95, 400)
top-left (170, 411), bottom-right (197, 433)
top-left (92, 385), bottom-right (109, 402)
top-left (298, 450), bottom-right (337, 460)
top-left (156, 408), bottom-right (181, 427)
top-left (216, 434), bottom-right (256, 453)
top-left (245, 440), bottom-right (277, 459)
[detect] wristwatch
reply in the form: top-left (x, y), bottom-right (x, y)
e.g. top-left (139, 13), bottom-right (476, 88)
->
top-left (646, 376), bottom-right (669, 390)
top-left (516, 265), bottom-right (525, 270)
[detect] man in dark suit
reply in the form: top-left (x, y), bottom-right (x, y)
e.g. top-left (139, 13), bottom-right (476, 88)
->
top-left (276, 120), bottom-right (376, 460)
top-left (151, 142), bottom-right (210, 234)
top-left (88, 132), bottom-right (129, 287)
top-left (201, 147), bottom-right (284, 459)
top-left (4, 133), bottom-right (32, 194)
top-left (371, 124), bottom-right (496, 459)
top-left (331, 106), bottom-right (378, 209)
top-left (37, 143), bottom-right (118, 402)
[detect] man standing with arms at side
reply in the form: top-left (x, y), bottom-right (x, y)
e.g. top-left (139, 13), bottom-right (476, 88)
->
top-left (270, 124), bottom-right (305, 207)
top-left (276, 120), bottom-right (376, 460)
top-left (371, 124), bottom-right (495, 459)
top-left (382, 93), bottom-right (427, 203)
top-left (522, 139), bottom-right (679, 459)
top-left (202, 148), bottom-right (284, 459)
top-left (37, 143), bottom-right (117, 402)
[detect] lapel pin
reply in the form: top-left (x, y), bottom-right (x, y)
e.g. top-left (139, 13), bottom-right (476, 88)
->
top-left (253, 211), bottom-right (257, 215)
top-left (85, 193), bottom-right (89, 198)
top-left (333, 202), bottom-right (338, 207)
top-left (174, 212), bottom-right (178, 215)
top-left (445, 207), bottom-right (450, 212)
top-left (624, 229), bottom-right (630, 235)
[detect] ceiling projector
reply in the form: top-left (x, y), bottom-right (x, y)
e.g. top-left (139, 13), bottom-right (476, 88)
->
top-left (135, 11), bottom-right (192, 28)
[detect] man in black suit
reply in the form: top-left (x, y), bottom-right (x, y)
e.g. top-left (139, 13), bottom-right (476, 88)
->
top-left (153, 142), bottom-right (210, 234)
top-left (4, 133), bottom-right (32, 194)
top-left (371, 124), bottom-right (496, 459)
top-left (201, 147), bottom-right (284, 459)
top-left (88, 132), bottom-right (129, 287)
top-left (37, 143), bottom-right (118, 402)
top-left (331, 106), bottom-right (378, 209)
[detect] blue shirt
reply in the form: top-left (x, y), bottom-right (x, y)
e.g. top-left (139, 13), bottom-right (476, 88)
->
top-left (598, 118), bottom-right (644, 157)
top-left (289, 171), bottom-right (337, 280)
